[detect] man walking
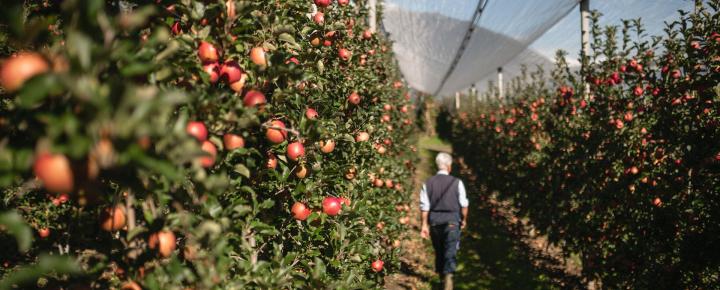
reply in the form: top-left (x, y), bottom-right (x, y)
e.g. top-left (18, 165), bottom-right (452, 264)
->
top-left (420, 152), bottom-right (468, 290)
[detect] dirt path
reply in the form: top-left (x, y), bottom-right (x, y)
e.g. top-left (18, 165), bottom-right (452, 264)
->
top-left (386, 135), bottom-right (590, 289)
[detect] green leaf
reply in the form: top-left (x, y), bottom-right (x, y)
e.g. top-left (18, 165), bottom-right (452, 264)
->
top-left (0, 211), bottom-right (33, 253)
top-left (0, 255), bottom-right (81, 290)
top-left (17, 75), bottom-right (62, 108)
top-left (234, 164), bottom-right (251, 178)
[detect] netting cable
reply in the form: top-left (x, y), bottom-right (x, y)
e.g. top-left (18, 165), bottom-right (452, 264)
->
top-left (432, 0), bottom-right (490, 96)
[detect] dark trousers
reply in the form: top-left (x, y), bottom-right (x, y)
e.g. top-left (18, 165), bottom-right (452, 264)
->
top-left (430, 221), bottom-right (461, 275)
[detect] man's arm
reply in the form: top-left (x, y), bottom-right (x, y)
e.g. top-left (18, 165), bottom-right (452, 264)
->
top-left (419, 184), bottom-right (430, 239)
top-left (458, 180), bottom-right (469, 229)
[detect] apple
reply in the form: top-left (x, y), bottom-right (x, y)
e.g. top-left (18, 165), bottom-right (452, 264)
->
top-left (306, 108), bottom-right (319, 119)
top-left (310, 36), bottom-right (322, 47)
top-left (355, 132), bottom-right (369, 142)
top-left (202, 62), bottom-right (220, 83)
top-left (295, 165), bottom-right (308, 179)
top-left (120, 281), bottom-right (142, 290)
top-left (199, 140), bottom-right (217, 168)
top-left (291, 202), bottom-right (311, 221)
top-left (362, 29), bottom-right (373, 40)
top-left (383, 104), bottom-right (392, 111)
top-left (313, 12), bottom-right (325, 25)
top-left (338, 48), bottom-right (351, 61)
top-left (197, 41), bottom-right (219, 63)
top-left (250, 47), bottom-right (267, 67)
top-left (38, 228), bottom-right (50, 238)
top-left (385, 179), bottom-right (393, 188)
top-left (319, 140), bottom-right (335, 153)
top-left (373, 179), bottom-right (384, 187)
top-left (633, 86), bottom-right (643, 96)
top-left (371, 259), bottom-right (384, 272)
top-left (148, 230), bottom-right (176, 258)
top-left (323, 39), bottom-right (332, 47)
top-left (287, 142), bottom-right (305, 161)
top-left (314, 0), bottom-right (331, 7)
top-left (100, 206), bottom-right (127, 232)
top-left (322, 197), bottom-right (342, 216)
top-left (171, 21), bottom-right (182, 35)
top-left (33, 153), bottom-right (74, 193)
top-left (392, 240), bottom-right (401, 248)
top-left (243, 90), bottom-right (267, 107)
top-left (376, 145), bottom-right (386, 154)
top-left (0, 52), bottom-right (50, 92)
top-left (340, 197), bottom-right (351, 207)
top-left (186, 121), bottom-right (208, 142)
top-left (381, 114), bottom-right (391, 122)
top-left (376, 222), bottom-right (385, 231)
top-left (338, 0), bottom-right (349, 6)
top-left (266, 153), bottom-right (278, 169)
top-left (266, 120), bottom-right (288, 143)
top-left (286, 57), bottom-right (300, 65)
top-left (348, 91), bottom-right (361, 105)
top-left (223, 134), bottom-right (245, 150)
top-left (121, 281), bottom-right (142, 290)
top-left (652, 197), bottom-right (662, 207)
top-left (219, 60), bottom-right (245, 84)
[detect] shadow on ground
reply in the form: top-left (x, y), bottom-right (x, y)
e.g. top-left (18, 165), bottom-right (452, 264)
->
top-left (417, 136), bottom-right (583, 290)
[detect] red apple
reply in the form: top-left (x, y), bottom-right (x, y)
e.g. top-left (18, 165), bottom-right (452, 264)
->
top-left (338, 48), bottom-right (351, 61)
top-left (38, 228), bottom-right (50, 238)
top-left (199, 141), bottom-right (217, 168)
top-left (267, 153), bottom-right (278, 169)
top-left (219, 61), bottom-right (244, 84)
top-left (348, 91), bottom-right (361, 105)
top-left (322, 197), bottom-right (342, 216)
top-left (287, 142), bottom-right (305, 161)
top-left (186, 121), bottom-right (208, 142)
top-left (197, 41), bottom-right (219, 63)
top-left (652, 197), bottom-right (662, 207)
top-left (306, 108), bottom-right (319, 119)
top-left (291, 202), bottom-right (311, 221)
top-left (338, 0), bottom-right (349, 6)
top-left (250, 47), bottom-right (267, 67)
top-left (202, 62), bottom-right (220, 83)
top-left (34, 153), bottom-right (74, 193)
top-left (362, 29), bottom-right (373, 40)
top-left (371, 259), bottom-right (384, 272)
top-left (313, 12), bottom-right (325, 25)
top-left (148, 230), bottom-right (176, 258)
top-left (223, 134), bottom-right (245, 150)
top-left (0, 52), bottom-right (49, 92)
top-left (243, 90), bottom-right (267, 107)
top-left (266, 120), bottom-right (287, 144)
top-left (314, 0), bottom-right (331, 7)
top-left (286, 57), bottom-right (300, 65)
top-left (171, 21), bottom-right (182, 35)
top-left (99, 206), bottom-right (127, 232)
top-left (319, 140), bottom-right (335, 153)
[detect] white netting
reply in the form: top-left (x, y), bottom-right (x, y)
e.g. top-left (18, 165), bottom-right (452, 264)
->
top-left (382, 0), bottom-right (695, 97)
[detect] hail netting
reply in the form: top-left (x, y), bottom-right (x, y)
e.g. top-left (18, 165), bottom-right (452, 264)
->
top-left (382, 0), bottom-right (578, 96)
top-left (382, 0), bottom-right (695, 97)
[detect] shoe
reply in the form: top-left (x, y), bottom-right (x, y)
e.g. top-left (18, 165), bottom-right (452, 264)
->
top-left (443, 273), bottom-right (453, 290)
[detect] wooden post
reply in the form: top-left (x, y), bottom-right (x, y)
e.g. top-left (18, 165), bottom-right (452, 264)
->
top-left (581, 0), bottom-right (591, 98)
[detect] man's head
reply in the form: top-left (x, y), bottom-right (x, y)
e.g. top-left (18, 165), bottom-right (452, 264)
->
top-left (435, 152), bottom-right (453, 172)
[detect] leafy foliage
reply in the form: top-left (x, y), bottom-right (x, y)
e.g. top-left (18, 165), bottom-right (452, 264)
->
top-left (0, 0), bottom-right (417, 288)
top-left (441, 1), bottom-right (720, 288)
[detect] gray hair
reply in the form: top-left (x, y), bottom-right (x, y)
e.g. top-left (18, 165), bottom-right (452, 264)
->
top-left (435, 152), bottom-right (453, 170)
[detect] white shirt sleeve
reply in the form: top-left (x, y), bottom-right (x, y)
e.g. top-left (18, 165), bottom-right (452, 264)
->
top-left (419, 184), bottom-right (430, 212)
top-left (458, 180), bottom-right (469, 208)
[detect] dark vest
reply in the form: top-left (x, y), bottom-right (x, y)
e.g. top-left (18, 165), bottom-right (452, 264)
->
top-left (426, 174), bottom-right (461, 225)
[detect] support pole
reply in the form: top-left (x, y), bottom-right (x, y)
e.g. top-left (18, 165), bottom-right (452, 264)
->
top-left (497, 67), bottom-right (504, 100)
top-left (455, 92), bottom-right (460, 110)
top-left (580, 0), bottom-right (590, 98)
top-left (368, 0), bottom-right (377, 33)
